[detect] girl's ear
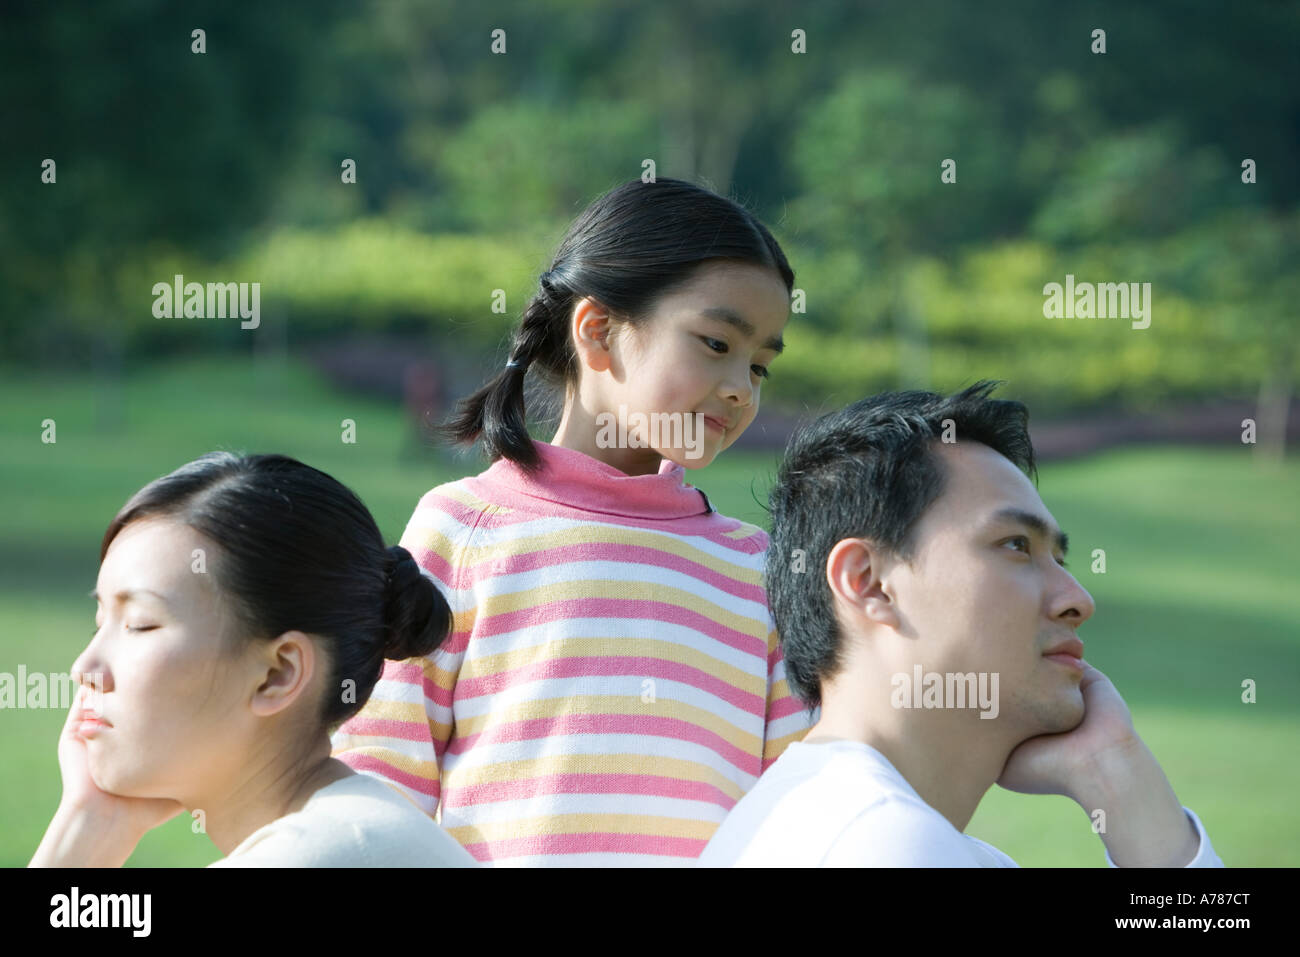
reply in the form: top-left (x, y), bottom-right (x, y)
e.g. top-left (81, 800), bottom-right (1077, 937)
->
top-left (572, 297), bottom-right (613, 373)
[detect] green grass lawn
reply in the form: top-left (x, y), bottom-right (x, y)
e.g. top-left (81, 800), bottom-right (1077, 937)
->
top-left (2, 354), bottom-right (1296, 866)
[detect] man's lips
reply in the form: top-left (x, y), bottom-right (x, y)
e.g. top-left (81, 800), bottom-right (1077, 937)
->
top-left (1043, 637), bottom-right (1085, 670)
top-left (1043, 637), bottom-right (1084, 659)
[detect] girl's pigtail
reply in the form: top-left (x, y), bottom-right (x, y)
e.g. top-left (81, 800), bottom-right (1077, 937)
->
top-left (442, 281), bottom-right (566, 472)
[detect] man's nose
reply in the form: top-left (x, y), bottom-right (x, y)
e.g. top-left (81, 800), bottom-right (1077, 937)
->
top-left (1053, 566), bottom-right (1096, 625)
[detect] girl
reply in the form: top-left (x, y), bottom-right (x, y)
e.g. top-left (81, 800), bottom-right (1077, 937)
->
top-left (30, 452), bottom-right (476, 867)
top-left (330, 177), bottom-right (815, 865)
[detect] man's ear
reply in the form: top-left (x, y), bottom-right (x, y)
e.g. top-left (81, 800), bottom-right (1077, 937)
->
top-left (826, 538), bottom-right (900, 631)
top-left (572, 297), bottom-right (613, 373)
top-left (248, 631), bottom-right (318, 719)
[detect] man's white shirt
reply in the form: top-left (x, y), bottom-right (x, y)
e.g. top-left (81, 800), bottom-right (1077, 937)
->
top-left (698, 739), bottom-right (1223, 867)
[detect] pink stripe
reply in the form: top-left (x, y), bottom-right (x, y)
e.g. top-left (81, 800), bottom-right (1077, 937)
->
top-left (456, 654), bottom-right (765, 714)
top-left (367, 659), bottom-right (452, 710)
top-left (443, 772), bottom-right (737, 810)
top-left (336, 753), bottom-right (440, 799)
top-left (338, 715), bottom-right (432, 743)
top-left (462, 832), bottom-right (708, 862)
top-left (456, 541), bottom-right (766, 604)
top-left (405, 545), bottom-right (455, 588)
top-left (374, 657), bottom-right (454, 708)
top-left (766, 693), bottom-right (810, 722)
top-left (462, 475), bottom-right (766, 546)
top-left (414, 492), bottom-right (501, 531)
top-left (446, 712), bottom-right (760, 776)
top-left (478, 597), bottom-right (765, 655)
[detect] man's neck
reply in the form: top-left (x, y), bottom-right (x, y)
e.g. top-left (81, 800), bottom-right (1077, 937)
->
top-left (802, 713), bottom-right (1010, 833)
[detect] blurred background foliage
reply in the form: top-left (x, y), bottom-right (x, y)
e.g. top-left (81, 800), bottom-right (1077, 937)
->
top-left (1, 0), bottom-right (1295, 423)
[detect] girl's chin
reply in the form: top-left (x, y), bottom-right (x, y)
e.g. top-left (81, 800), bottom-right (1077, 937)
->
top-left (663, 448), bottom-right (718, 470)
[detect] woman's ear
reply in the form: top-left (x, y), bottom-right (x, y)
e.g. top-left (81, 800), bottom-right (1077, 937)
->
top-left (572, 297), bottom-right (613, 373)
top-left (248, 631), bottom-right (318, 719)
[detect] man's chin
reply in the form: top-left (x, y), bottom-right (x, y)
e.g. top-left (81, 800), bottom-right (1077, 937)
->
top-left (1016, 685), bottom-right (1085, 737)
top-left (1047, 688), bottom-right (1087, 733)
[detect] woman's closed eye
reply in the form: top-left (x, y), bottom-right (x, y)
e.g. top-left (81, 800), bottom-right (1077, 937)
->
top-left (90, 623), bottom-right (158, 635)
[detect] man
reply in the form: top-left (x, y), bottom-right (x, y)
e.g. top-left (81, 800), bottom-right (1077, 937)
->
top-left (699, 381), bottom-right (1222, 867)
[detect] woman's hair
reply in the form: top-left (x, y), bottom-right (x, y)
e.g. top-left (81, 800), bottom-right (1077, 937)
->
top-left (442, 176), bottom-right (796, 470)
top-left (98, 452), bottom-right (451, 730)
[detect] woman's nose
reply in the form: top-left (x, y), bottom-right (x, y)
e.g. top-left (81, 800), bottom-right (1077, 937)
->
top-left (71, 642), bottom-right (110, 694)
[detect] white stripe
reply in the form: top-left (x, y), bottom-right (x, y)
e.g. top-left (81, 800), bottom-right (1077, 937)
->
top-left (452, 675), bottom-right (767, 735)
top-left (442, 731), bottom-right (762, 790)
top-left (406, 501), bottom-right (765, 570)
top-left (452, 617), bottom-right (768, 677)
top-left (440, 792), bottom-right (732, 826)
top-left (459, 559), bottom-right (768, 622)
top-left (766, 707), bottom-right (818, 743)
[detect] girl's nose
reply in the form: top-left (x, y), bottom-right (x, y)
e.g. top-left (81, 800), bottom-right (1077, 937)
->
top-left (721, 372), bottom-right (754, 407)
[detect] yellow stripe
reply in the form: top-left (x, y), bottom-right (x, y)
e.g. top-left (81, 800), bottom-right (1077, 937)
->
top-left (453, 690), bottom-right (764, 751)
top-left (406, 519), bottom-right (764, 585)
top-left (461, 637), bottom-right (764, 697)
top-left (444, 753), bottom-right (748, 802)
top-left (470, 578), bottom-right (765, 633)
top-left (435, 483), bottom-right (508, 514)
top-left (329, 745), bottom-right (441, 783)
top-left (762, 725), bottom-right (810, 764)
top-left (447, 813), bottom-right (719, 844)
top-left (436, 577), bottom-right (768, 647)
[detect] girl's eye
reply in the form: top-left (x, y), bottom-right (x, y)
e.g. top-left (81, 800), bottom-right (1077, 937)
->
top-left (126, 625), bottom-right (157, 633)
top-left (701, 336), bottom-right (728, 353)
top-left (1005, 536), bottom-right (1030, 554)
top-left (751, 364), bottom-right (770, 379)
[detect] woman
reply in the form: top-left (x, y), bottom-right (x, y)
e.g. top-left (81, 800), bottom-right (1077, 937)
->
top-left (30, 452), bottom-right (476, 867)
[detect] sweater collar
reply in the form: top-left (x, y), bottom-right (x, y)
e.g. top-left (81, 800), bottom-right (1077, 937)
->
top-left (481, 440), bottom-right (712, 520)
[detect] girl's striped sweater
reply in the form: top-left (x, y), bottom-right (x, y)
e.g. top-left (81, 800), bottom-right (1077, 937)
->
top-left (330, 440), bottom-right (814, 865)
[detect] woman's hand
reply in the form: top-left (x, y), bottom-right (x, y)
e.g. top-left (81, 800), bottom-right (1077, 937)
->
top-left (29, 686), bottom-right (185, 867)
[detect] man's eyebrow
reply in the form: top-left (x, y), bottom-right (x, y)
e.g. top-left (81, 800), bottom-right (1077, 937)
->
top-left (87, 588), bottom-right (170, 605)
top-left (991, 507), bottom-right (1069, 555)
top-left (699, 307), bottom-right (784, 354)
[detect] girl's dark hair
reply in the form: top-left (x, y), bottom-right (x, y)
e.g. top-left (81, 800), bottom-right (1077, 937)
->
top-left (99, 452), bottom-right (451, 730)
top-left (443, 177), bottom-right (796, 470)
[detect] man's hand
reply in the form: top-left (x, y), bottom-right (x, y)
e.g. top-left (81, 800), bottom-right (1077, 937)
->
top-left (997, 661), bottom-right (1137, 796)
top-left (997, 661), bottom-right (1201, 867)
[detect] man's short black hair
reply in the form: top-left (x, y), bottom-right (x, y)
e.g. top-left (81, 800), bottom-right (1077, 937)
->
top-left (767, 380), bottom-right (1037, 709)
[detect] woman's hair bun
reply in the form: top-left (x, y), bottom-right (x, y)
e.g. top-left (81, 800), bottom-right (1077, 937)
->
top-left (381, 546), bottom-right (452, 661)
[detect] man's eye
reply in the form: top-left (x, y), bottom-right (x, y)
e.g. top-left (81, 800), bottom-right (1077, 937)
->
top-left (1006, 536), bottom-right (1030, 553)
top-left (701, 337), bottom-right (727, 353)
top-left (125, 625), bottom-right (157, 633)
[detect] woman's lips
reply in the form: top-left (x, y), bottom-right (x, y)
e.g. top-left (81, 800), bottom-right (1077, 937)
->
top-left (703, 416), bottom-right (728, 433)
top-left (77, 716), bottom-right (109, 737)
